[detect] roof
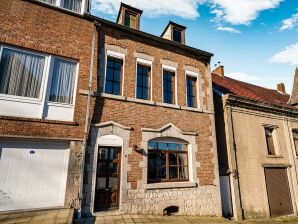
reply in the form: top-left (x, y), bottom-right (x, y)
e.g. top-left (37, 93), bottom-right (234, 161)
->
top-left (85, 14), bottom-right (213, 61)
top-left (212, 73), bottom-right (293, 109)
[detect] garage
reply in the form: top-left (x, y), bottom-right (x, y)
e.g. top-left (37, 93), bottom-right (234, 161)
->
top-left (0, 140), bottom-right (70, 211)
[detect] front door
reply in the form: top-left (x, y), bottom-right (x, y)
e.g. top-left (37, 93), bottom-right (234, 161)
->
top-left (94, 146), bottom-right (121, 212)
top-left (264, 168), bottom-right (293, 217)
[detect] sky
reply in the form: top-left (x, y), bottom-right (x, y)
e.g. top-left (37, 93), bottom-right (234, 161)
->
top-left (91, 0), bottom-right (298, 94)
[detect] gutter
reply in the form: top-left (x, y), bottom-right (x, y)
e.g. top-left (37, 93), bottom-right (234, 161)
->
top-left (76, 21), bottom-right (100, 218)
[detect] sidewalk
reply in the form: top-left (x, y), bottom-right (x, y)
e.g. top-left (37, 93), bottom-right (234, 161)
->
top-left (0, 208), bottom-right (73, 224)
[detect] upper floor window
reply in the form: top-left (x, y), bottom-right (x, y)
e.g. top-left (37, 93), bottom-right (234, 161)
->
top-left (264, 127), bottom-right (280, 156)
top-left (124, 10), bottom-right (137, 29)
top-left (105, 56), bottom-right (123, 96)
top-left (0, 45), bottom-right (78, 121)
top-left (292, 130), bottom-right (298, 156)
top-left (186, 76), bottom-right (197, 108)
top-left (136, 61), bottom-right (151, 100)
top-left (148, 141), bottom-right (188, 183)
top-left (39, 0), bottom-right (84, 13)
top-left (173, 27), bottom-right (182, 43)
top-left (163, 70), bottom-right (175, 104)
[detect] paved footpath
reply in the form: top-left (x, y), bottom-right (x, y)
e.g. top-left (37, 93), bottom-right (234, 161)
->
top-left (1, 209), bottom-right (298, 224)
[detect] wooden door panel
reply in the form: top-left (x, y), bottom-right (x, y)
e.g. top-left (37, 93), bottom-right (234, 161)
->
top-left (264, 168), bottom-right (293, 217)
top-left (94, 147), bottom-right (121, 212)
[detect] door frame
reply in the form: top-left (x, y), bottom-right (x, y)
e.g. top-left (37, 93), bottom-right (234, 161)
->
top-left (263, 166), bottom-right (294, 217)
top-left (91, 134), bottom-right (125, 214)
top-left (94, 146), bottom-right (122, 211)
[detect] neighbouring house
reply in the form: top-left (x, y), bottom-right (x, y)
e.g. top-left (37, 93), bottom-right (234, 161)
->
top-left (81, 2), bottom-right (222, 216)
top-left (0, 0), bottom-right (97, 213)
top-left (213, 66), bottom-right (298, 220)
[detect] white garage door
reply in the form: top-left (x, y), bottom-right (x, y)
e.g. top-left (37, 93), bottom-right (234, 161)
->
top-left (0, 140), bottom-right (70, 211)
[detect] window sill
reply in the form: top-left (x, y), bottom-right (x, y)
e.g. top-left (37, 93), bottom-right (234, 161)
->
top-left (47, 101), bottom-right (74, 108)
top-left (155, 102), bottom-right (180, 109)
top-left (144, 182), bottom-right (197, 190)
top-left (180, 106), bottom-right (203, 112)
top-left (126, 97), bottom-right (155, 105)
top-left (267, 155), bottom-right (283, 158)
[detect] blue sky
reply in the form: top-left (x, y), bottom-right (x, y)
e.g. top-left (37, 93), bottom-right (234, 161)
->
top-left (91, 0), bottom-right (298, 93)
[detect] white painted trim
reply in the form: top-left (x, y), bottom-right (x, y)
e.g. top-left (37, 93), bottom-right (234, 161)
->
top-left (104, 50), bottom-right (125, 96)
top-left (162, 64), bottom-right (178, 105)
top-left (185, 70), bottom-right (200, 109)
top-left (135, 58), bottom-right (153, 101)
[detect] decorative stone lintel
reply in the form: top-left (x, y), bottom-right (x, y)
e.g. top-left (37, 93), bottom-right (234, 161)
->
top-left (261, 163), bottom-right (292, 168)
top-left (141, 123), bottom-right (197, 136)
top-left (92, 121), bottom-right (132, 130)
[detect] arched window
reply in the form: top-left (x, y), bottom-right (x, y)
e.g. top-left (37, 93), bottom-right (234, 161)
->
top-left (147, 138), bottom-right (188, 183)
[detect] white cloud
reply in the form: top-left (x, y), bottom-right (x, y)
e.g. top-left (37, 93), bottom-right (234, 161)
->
top-left (226, 72), bottom-right (262, 81)
top-left (280, 13), bottom-right (298, 31)
top-left (217, 26), bottom-right (241, 33)
top-left (91, 0), bottom-right (204, 19)
top-left (270, 43), bottom-right (298, 65)
top-left (210, 0), bottom-right (283, 25)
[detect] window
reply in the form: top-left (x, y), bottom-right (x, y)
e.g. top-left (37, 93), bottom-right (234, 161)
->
top-left (147, 141), bottom-right (188, 183)
top-left (0, 48), bottom-right (45, 99)
top-left (124, 11), bottom-right (137, 29)
top-left (0, 45), bottom-right (78, 121)
top-left (39, 0), bottom-right (83, 13)
top-left (186, 76), bottom-right (197, 108)
top-left (49, 58), bottom-right (77, 104)
top-left (105, 57), bottom-right (123, 95)
top-left (292, 130), bottom-right (298, 156)
top-left (265, 127), bottom-right (276, 155)
top-left (136, 64), bottom-right (150, 100)
top-left (173, 27), bottom-right (182, 43)
top-left (163, 70), bottom-right (175, 104)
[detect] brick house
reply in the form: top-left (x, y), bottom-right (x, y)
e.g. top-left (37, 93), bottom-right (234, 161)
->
top-left (0, 0), bottom-right (222, 217)
top-left (81, 3), bottom-right (222, 216)
top-left (213, 66), bottom-right (298, 220)
top-left (0, 0), bottom-right (97, 212)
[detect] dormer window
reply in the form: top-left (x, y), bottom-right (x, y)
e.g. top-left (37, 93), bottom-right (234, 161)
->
top-left (124, 11), bottom-right (137, 29)
top-left (116, 3), bottom-right (143, 30)
top-left (161, 21), bottom-right (186, 44)
top-left (38, 0), bottom-right (88, 14)
top-left (173, 27), bottom-right (182, 43)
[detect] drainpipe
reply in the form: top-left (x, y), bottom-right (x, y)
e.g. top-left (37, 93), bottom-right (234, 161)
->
top-left (76, 21), bottom-right (100, 219)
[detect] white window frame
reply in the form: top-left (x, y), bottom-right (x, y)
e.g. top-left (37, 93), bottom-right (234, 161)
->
top-left (135, 58), bottom-right (153, 101)
top-left (45, 55), bottom-right (79, 107)
top-left (185, 70), bottom-right (200, 109)
top-left (0, 45), bottom-right (50, 105)
top-left (38, 0), bottom-right (86, 14)
top-left (162, 64), bottom-right (178, 105)
top-left (0, 44), bottom-right (79, 120)
top-left (104, 50), bottom-right (125, 96)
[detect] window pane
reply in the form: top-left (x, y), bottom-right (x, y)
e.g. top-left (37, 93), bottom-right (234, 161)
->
top-left (293, 131), bottom-right (298, 155)
top-left (0, 48), bottom-right (45, 98)
top-left (148, 165), bottom-right (157, 180)
top-left (265, 128), bottom-right (275, 155)
top-left (158, 153), bottom-right (167, 166)
top-left (124, 11), bottom-right (137, 28)
top-left (187, 76), bottom-right (197, 108)
top-left (179, 166), bottom-right (188, 179)
top-left (136, 64), bottom-right (150, 100)
top-left (148, 142), bottom-right (158, 150)
top-left (173, 28), bottom-right (182, 43)
top-left (168, 143), bottom-right (178, 151)
top-left (169, 153), bottom-right (178, 165)
top-left (158, 142), bottom-right (167, 150)
top-left (61, 0), bottom-right (82, 13)
top-left (157, 166), bottom-right (166, 179)
top-left (49, 58), bottom-right (76, 104)
top-left (105, 57), bottom-right (122, 95)
top-left (178, 154), bottom-right (187, 166)
top-left (163, 71), bottom-right (174, 104)
top-left (169, 167), bottom-right (178, 179)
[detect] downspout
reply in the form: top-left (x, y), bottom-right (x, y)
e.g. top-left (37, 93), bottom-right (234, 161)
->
top-left (229, 107), bottom-right (244, 219)
top-left (77, 21), bottom-right (100, 219)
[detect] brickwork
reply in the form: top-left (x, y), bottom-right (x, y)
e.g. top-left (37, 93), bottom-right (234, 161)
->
top-left (0, 0), bottom-right (97, 140)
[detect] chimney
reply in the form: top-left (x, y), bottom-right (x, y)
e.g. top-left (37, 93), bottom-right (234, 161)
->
top-left (277, 83), bottom-right (286, 94)
top-left (116, 2), bottom-right (143, 30)
top-left (212, 65), bottom-right (224, 77)
top-left (290, 67), bottom-right (298, 105)
top-left (161, 21), bottom-right (186, 44)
